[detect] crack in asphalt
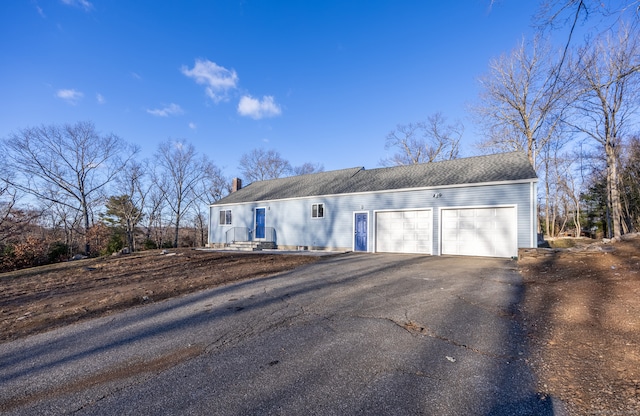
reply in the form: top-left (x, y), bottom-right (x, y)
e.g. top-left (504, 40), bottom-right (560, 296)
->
top-left (394, 317), bottom-right (517, 360)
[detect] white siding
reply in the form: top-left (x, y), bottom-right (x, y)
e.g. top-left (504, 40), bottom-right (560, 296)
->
top-left (209, 181), bottom-right (536, 255)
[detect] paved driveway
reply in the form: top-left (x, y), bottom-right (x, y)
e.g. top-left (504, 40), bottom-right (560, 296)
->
top-left (0, 253), bottom-right (563, 415)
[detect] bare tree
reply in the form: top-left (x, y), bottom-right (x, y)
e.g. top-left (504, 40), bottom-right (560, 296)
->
top-left (474, 36), bottom-right (570, 167)
top-left (0, 178), bottom-right (40, 244)
top-left (566, 27), bottom-right (640, 238)
top-left (190, 162), bottom-right (229, 248)
top-left (2, 121), bottom-right (137, 254)
top-left (142, 182), bottom-right (168, 249)
top-left (104, 160), bottom-right (148, 252)
top-left (292, 162), bottom-right (324, 176)
top-left (154, 139), bottom-right (214, 248)
top-left (380, 112), bottom-right (462, 166)
top-left (537, 1), bottom-right (640, 32)
top-left (46, 199), bottom-right (83, 251)
top-left (238, 148), bottom-right (292, 181)
top-left (199, 163), bottom-right (230, 204)
top-left (0, 164), bottom-right (19, 242)
top-left (553, 151), bottom-right (586, 236)
top-left (620, 136), bottom-right (640, 232)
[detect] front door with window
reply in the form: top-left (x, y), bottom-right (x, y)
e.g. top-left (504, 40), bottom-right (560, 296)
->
top-left (255, 208), bottom-right (265, 239)
top-left (354, 212), bottom-right (368, 251)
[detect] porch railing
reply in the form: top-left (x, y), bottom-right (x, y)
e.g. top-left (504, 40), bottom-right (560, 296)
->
top-left (256, 227), bottom-right (276, 243)
top-left (225, 227), bottom-right (250, 244)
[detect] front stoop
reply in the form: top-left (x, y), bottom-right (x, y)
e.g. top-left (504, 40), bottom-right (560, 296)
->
top-left (226, 241), bottom-right (277, 251)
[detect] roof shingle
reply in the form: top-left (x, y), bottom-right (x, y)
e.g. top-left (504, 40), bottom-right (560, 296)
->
top-left (213, 151), bottom-right (537, 205)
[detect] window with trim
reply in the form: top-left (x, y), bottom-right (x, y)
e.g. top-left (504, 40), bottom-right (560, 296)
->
top-left (219, 209), bottom-right (232, 225)
top-left (311, 203), bottom-right (325, 218)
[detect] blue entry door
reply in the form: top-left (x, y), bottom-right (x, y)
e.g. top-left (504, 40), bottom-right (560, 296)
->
top-left (354, 213), bottom-right (368, 251)
top-left (255, 208), bottom-right (266, 239)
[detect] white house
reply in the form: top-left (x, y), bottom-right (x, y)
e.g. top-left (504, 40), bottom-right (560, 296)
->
top-left (208, 152), bottom-right (538, 258)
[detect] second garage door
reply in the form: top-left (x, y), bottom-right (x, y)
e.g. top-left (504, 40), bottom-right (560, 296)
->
top-left (441, 207), bottom-right (516, 258)
top-left (376, 210), bottom-right (432, 254)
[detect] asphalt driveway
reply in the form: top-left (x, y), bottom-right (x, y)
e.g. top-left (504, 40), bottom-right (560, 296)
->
top-left (0, 253), bottom-right (565, 415)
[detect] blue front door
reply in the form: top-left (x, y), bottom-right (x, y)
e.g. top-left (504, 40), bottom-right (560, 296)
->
top-left (354, 213), bottom-right (368, 251)
top-left (255, 208), bottom-right (266, 239)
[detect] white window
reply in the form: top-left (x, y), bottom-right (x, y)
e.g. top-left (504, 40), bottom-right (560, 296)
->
top-left (219, 210), bottom-right (232, 225)
top-left (311, 203), bottom-right (324, 218)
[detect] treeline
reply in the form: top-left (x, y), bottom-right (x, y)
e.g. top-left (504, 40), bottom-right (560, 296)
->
top-left (0, 122), bottom-right (321, 272)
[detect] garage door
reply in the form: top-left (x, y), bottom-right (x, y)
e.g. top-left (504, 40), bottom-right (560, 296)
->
top-left (441, 207), bottom-right (516, 258)
top-left (376, 210), bottom-right (432, 254)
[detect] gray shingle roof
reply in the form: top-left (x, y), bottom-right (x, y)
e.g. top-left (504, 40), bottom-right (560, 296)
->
top-left (213, 151), bottom-right (537, 205)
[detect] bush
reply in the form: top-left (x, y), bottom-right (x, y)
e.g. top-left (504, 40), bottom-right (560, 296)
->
top-left (143, 239), bottom-right (157, 250)
top-left (48, 241), bottom-right (70, 262)
top-left (0, 237), bottom-right (49, 272)
top-left (102, 230), bottom-right (125, 255)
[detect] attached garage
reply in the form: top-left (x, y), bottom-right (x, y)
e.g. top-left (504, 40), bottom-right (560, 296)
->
top-left (441, 207), bottom-right (517, 258)
top-left (210, 152), bottom-right (538, 257)
top-left (375, 210), bottom-right (432, 254)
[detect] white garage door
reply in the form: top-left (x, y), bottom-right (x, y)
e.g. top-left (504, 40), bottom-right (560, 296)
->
top-left (376, 210), bottom-right (432, 254)
top-left (441, 207), bottom-right (516, 258)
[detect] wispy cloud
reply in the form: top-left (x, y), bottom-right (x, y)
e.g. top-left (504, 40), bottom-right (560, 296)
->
top-left (188, 122), bottom-right (197, 130)
top-left (181, 59), bottom-right (238, 103)
top-left (130, 72), bottom-right (142, 80)
top-left (96, 93), bottom-right (105, 104)
top-left (60, 0), bottom-right (93, 11)
top-left (237, 95), bottom-right (282, 119)
top-left (146, 103), bottom-right (184, 117)
top-left (56, 89), bottom-right (83, 105)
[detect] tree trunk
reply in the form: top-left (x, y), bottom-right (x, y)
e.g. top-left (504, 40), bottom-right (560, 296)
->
top-left (606, 142), bottom-right (622, 238)
top-left (126, 218), bottom-right (134, 252)
top-left (545, 177), bottom-right (551, 237)
top-left (173, 215), bottom-right (180, 248)
top-left (82, 197), bottom-right (90, 255)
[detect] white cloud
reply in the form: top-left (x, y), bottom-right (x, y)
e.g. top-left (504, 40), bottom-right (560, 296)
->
top-left (181, 59), bottom-right (238, 103)
top-left (60, 0), bottom-right (93, 11)
top-left (237, 95), bottom-right (282, 119)
top-left (56, 88), bottom-right (83, 104)
top-left (130, 71), bottom-right (142, 80)
top-left (146, 103), bottom-right (184, 117)
top-left (188, 122), bottom-right (197, 130)
top-left (96, 93), bottom-right (105, 104)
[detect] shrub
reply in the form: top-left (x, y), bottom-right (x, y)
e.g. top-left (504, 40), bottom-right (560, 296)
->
top-left (47, 241), bottom-right (70, 262)
top-left (143, 239), bottom-right (157, 250)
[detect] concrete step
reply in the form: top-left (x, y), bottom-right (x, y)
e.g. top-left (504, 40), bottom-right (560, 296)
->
top-left (226, 241), bottom-right (277, 251)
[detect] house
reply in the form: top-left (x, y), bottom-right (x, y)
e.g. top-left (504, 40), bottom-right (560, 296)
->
top-left (208, 152), bottom-right (538, 258)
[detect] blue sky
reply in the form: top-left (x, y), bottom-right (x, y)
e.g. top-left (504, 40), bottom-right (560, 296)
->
top-left (1, 1), bottom-right (542, 178)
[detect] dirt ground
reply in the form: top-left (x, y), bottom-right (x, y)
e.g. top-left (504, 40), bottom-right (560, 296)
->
top-left (0, 249), bottom-right (321, 343)
top-left (2, 241), bottom-right (640, 414)
top-left (519, 235), bottom-right (640, 415)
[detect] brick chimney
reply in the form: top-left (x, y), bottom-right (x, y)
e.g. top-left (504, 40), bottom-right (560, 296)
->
top-left (231, 178), bottom-right (242, 193)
